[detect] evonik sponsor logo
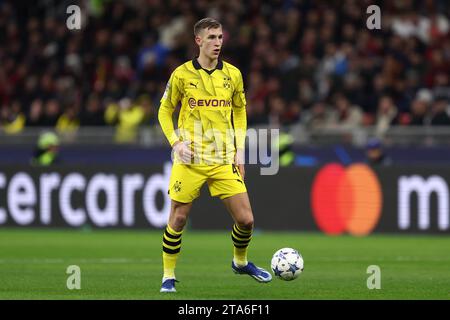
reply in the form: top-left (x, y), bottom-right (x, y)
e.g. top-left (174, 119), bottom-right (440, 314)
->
top-left (188, 98), bottom-right (231, 108)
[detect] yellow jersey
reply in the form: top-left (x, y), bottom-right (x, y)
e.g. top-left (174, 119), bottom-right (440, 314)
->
top-left (158, 58), bottom-right (247, 165)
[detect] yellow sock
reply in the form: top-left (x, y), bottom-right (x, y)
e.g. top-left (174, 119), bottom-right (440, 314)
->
top-left (162, 224), bottom-right (183, 279)
top-left (231, 224), bottom-right (252, 267)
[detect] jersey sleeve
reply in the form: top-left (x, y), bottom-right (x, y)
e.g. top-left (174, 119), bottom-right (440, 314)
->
top-left (232, 70), bottom-right (247, 150)
top-left (158, 70), bottom-right (182, 146)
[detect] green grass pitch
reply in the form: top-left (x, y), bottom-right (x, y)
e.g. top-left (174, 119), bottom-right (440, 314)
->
top-left (0, 228), bottom-right (449, 300)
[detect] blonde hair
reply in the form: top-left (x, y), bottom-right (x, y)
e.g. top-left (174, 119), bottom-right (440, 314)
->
top-left (194, 18), bottom-right (222, 36)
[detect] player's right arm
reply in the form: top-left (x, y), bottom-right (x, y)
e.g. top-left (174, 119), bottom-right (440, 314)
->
top-left (158, 70), bottom-right (192, 162)
top-left (158, 70), bottom-right (182, 147)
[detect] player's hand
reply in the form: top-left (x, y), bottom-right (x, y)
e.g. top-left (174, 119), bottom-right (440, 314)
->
top-left (173, 141), bottom-right (193, 163)
top-left (235, 149), bottom-right (245, 179)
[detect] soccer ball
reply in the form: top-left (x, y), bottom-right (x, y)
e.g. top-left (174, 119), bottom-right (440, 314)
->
top-left (271, 248), bottom-right (304, 281)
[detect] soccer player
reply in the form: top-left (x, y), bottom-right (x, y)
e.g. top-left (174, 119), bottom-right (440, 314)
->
top-left (158, 17), bottom-right (272, 293)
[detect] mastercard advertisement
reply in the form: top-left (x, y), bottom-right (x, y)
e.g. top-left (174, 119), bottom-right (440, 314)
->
top-left (308, 163), bottom-right (449, 235)
top-left (242, 163), bottom-right (450, 235)
top-left (0, 164), bottom-right (449, 233)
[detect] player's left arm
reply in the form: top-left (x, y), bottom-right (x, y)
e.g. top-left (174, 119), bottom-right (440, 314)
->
top-left (232, 70), bottom-right (247, 178)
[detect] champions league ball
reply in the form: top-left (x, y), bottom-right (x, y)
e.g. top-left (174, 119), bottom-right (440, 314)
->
top-left (271, 248), bottom-right (304, 281)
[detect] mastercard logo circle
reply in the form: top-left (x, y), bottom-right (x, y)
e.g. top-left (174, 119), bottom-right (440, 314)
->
top-left (311, 163), bottom-right (382, 236)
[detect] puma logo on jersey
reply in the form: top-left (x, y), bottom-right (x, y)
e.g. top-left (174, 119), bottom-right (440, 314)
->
top-left (190, 82), bottom-right (198, 88)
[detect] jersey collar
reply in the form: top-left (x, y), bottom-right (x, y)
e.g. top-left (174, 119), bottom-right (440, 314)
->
top-left (192, 58), bottom-right (223, 75)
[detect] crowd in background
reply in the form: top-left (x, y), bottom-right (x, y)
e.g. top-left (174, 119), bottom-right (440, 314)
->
top-left (0, 0), bottom-right (449, 142)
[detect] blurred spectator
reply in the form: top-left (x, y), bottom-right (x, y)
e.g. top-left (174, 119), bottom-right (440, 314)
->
top-left (1, 100), bottom-right (25, 134)
top-left (410, 100), bottom-right (431, 126)
top-left (41, 99), bottom-right (61, 127)
top-left (80, 94), bottom-right (105, 126)
top-left (30, 131), bottom-right (60, 166)
top-left (56, 106), bottom-right (80, 135)
top-left (277, 132), bottom-right (295, 167)
top-left (137, 94), bottom-right (156, 125)
top-left (283, 101), bottom-right (302, 125)
top-left (327, 94), bottom-right (363, 130)
top-left (247, 100), bottom-right (268, 126)
top-left (374, 96), bottom-right (399, 137)
top-left (430, 97), bottom-right (450, 125)
top-left (105, 97), bottom-right (146, 143)
top-left (268, 95), bottom-right (286, 127)
top-left (26, 99), bottom-right (45, 127)
top-left (365, 74), bottom-right (392, 115)
top-left (432, 73), bottom-right (450, 102)
top-left (304, 101), bottom-right (332, 130)
top-left (297, 79), bottom-right (315, 108)
top-left (365, 138), bottom-right (393, 166)
top-left (409, 89), bottom-right (433, 125)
